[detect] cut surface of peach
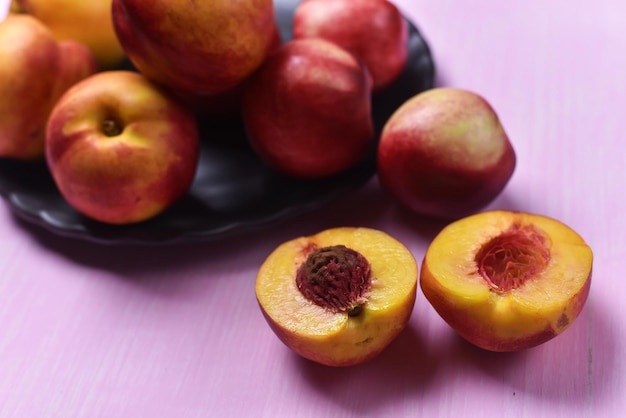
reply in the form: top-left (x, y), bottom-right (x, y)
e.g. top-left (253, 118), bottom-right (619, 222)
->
top-left (256, 227), bottom-right (418, 366)
top-left (420, 210), bottom-right (593, 352)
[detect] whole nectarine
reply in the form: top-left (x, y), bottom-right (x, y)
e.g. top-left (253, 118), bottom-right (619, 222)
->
top-left (13, 0), bottom-right (126, 69)
top-left (242, 38), bottom-right (374, 179)
top-left (112, 0), bottom-right (277, 95)
top-left (377, 87), bottom-right (516, 219)
top-left (45, 71), bottom-right (200, 225)
top-left (0, 14), bottom-right (97, 160)
top-left (293, 0), bottom-right (408, 91)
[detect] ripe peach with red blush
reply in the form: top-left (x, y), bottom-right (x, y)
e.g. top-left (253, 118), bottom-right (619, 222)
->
top-left (112, 0), bottom-right (277, 95)
top-left (45, 71), bottom-right (200, 225)
top-left (242, 38), bottom-right (374, 179)
top-left (293, 0), bottom-right (408, 91)
top-left (13, 0), bottom-right (126, 69)
top-left (0, 14), bottom-right (97, 160)
top-left (420, 210), bottom-right (593, 352)
top-left (377, 87), bottom-right (516, 220)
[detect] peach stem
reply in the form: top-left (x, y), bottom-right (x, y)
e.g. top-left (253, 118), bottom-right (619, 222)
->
top-left (102, 119), bottom-right (123, 137)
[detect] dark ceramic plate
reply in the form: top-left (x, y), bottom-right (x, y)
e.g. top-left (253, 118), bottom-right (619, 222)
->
top-left (0, 0), bottom-right (435, 245)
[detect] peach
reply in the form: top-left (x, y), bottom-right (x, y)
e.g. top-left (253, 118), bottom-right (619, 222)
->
top-left (420, 210), bottom-right (593, 352)
top-left (45, 71), bottom-right (200, 225)
top-left (13, 0), bottom-right (126, 69)
top-left (377, 87), bottom-right (516, 219)
top-left (0, 14), bottom-right (97, 160)
top-left (256, 227), bottom-right (418, 367)
top-left (293, 0), bottom-right (408, 91)
top-left (242, 38), bottom-right (374, 179)
top-left (111, 0), bottom-right (277, 95)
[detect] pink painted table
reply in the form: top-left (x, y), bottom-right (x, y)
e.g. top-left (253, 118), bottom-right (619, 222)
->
top-left (1, 0), bottom-right (624, 416)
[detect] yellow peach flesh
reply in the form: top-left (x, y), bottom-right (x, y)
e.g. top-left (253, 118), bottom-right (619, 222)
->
top-left (420, 210), bottom-right (592, 351)
top-left (256, 227), bottom-right (417, 366)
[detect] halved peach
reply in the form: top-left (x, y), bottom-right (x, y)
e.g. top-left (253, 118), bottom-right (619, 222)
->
top-left (420, 210), bottom-right (593, 352)
top-left (256, 227), bottom-right (418, 367)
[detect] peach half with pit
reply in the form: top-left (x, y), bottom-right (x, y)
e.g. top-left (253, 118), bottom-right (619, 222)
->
top-left (256, 227), bottom-right (418, 367)
top-left (420, 210), bottom-right (593, 352)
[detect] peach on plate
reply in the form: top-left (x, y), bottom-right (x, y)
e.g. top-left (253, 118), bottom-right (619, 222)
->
top-left (242, 38), bottom-right (374, 179)
top-left (45, 71), bottom-right (200, 225)
top-left (0, 14), bottom-right (96, 160)
top-left (12, 0), bottom-right (126, 69)
top-left (293, 0), bottom-right (408, 91)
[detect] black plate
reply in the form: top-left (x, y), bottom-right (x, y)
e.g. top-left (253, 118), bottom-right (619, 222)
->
top-left (0, 0), bottom-right (435, 245)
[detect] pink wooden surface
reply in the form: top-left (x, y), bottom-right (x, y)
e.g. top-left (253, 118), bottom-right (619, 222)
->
top-left (1, 0), bottom-right (624, 416)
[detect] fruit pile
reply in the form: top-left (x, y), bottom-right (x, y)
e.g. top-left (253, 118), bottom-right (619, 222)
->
top-left (2, 0), bottom-right (429, 225)
top-left (0, 1), bottom-right (593, 365)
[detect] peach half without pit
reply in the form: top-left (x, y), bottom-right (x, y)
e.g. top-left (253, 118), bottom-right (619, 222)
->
top-left (256, 227), bottom-right (418, 367)
top-left (420, 210), bottom-right (593, 352)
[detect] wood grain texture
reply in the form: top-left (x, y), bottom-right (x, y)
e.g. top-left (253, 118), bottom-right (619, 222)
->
top-left (1, 0), bottom-right (624, 416)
